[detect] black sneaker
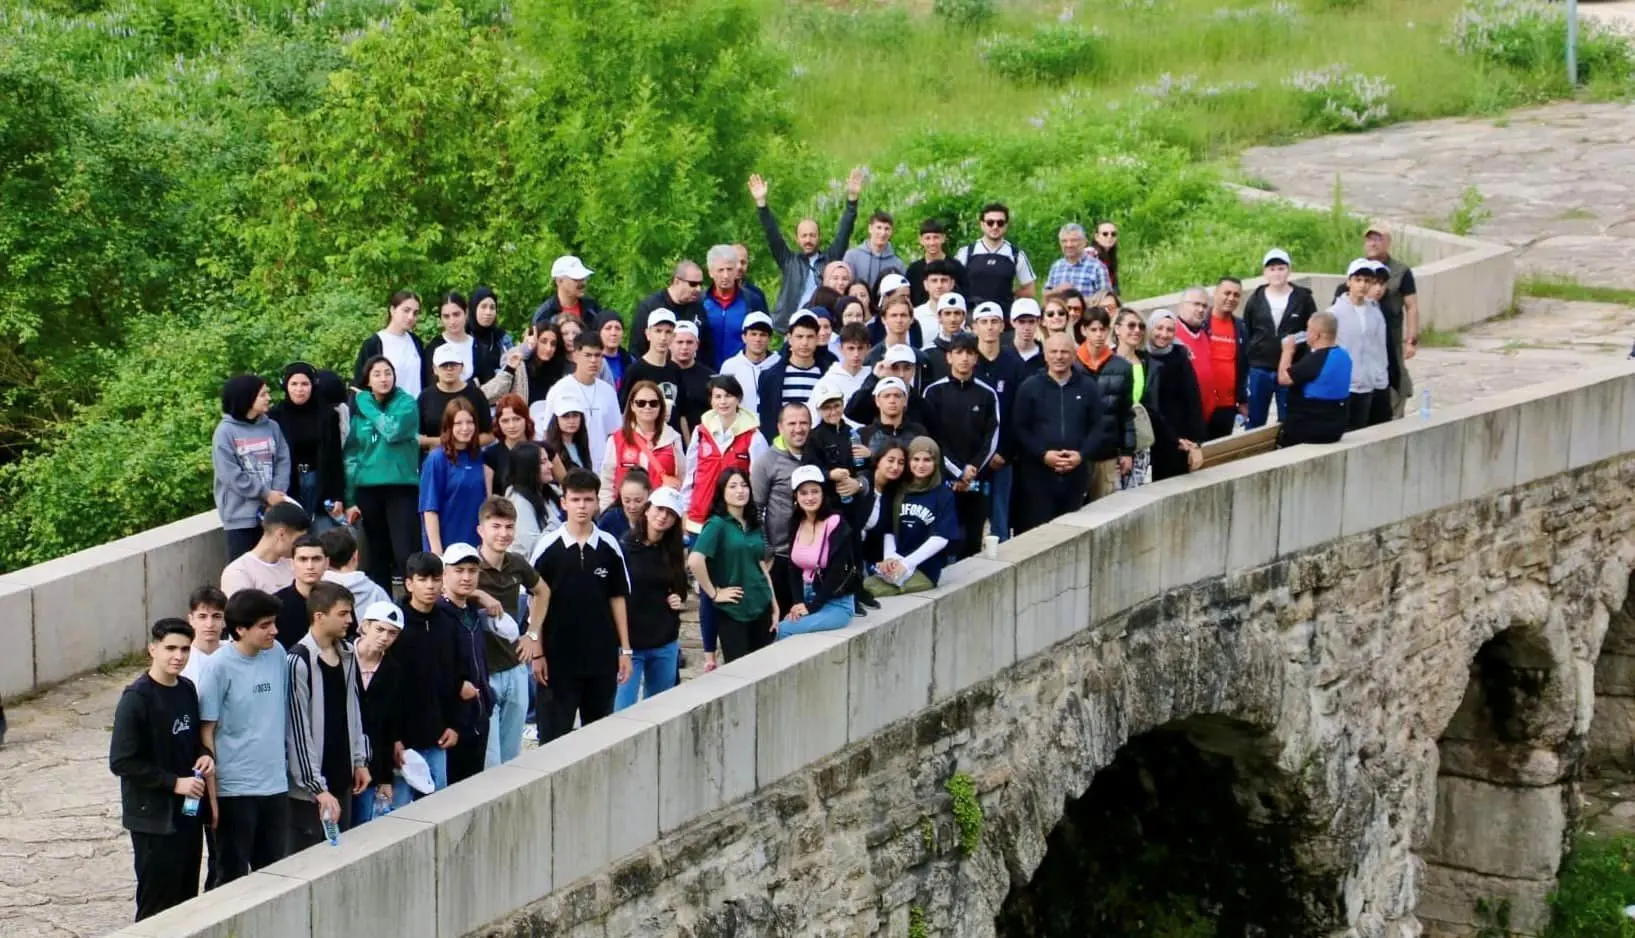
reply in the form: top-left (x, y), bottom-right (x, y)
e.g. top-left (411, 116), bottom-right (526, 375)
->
top-left (857, 592), bottom-right (881, 610)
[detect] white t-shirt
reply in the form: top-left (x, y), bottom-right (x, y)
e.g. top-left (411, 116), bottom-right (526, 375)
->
top-left (181, 645), bottom-right (215, 685)
top-left (1267, 289), bottom-right (1291, 330)
top-left (544, 375), bottom-right (621, 472)
top-left (913, 302), bottom-right (940, 345)
top-left (377, 330), bottom-right (422, 398)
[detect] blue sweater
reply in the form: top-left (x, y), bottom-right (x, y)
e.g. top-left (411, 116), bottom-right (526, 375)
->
top-left (891, 482), bottom-right (960, 585)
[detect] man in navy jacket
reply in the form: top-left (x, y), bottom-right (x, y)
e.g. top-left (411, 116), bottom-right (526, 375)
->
top-left (1011, 333), bottom-right (1106, 535)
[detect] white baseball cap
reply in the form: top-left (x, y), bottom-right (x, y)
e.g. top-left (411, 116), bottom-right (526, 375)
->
top-left (400, 749), bottom-right (436, 795)
top-left (807, 383), bottom-right (845, 409)
top-left (883, 344), bottom-right (918, 366)
top-left (441, 543), bottom-right (482, 567)
top-left (791, 465), bottom-right (826, 491)
top-left (877, 273), bottom-right (910, 298)
top-left (648, 486), bottom-right (686, 518)
top-left (1345, 257), bottom-right (1377, 277)
top-left (551, 255), bottom-right (593, 280)
top-left (741, 311), bottom-right (774, 333)
top-left (788, 309), bottom-right (821, 330)
top-left (647, 308), bottom-right (677, 329)
top-left (874, 377), bottom-right (910, 398)
top-left (551, 395), bottom-right (585, 419)
top-left (1010, 298), bottom-right (1041, 320)
top-left (360, 601), bottom-right (404, 629)
top-left (674, 320), bottom-right (700, 338)
top-left (432, 344), bottom-right (464, 367)
top-left (971, 301), bottom-right (1004, 322)
top-left (937, 292), bottom-right (968, 312)
top-left (1262, 248), bottom-right (1291, 268)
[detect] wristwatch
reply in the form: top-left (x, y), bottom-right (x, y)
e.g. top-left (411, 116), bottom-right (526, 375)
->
top-left (619, 648), bottom-right (634, 657)
top-left (526, 631), bottom-right (540, 642)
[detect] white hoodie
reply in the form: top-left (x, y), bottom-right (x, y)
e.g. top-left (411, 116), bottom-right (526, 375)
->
top-left (322, 569), bottom-right (392, 618)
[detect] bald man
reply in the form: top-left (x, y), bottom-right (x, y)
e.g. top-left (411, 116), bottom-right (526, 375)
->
top-left (630, 260), bottom-right (709, 360)
top-left (750, 169), bottom-right (865, 331)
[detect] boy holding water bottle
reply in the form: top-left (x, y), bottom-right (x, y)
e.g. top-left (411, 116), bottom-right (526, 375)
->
top-left (109, 618), bottom-right (215, 921)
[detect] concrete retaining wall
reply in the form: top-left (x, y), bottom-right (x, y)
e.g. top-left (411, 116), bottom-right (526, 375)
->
top-left (104, 362), bottom-right (1635, 938)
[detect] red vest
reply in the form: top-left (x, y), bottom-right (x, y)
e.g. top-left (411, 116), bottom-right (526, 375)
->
top-left (688, 427), bottom-right (755, 525)
top-left (610, 430), bottom-right (680, 491)
top-left (1175, 321), bottom-right (1217, 415)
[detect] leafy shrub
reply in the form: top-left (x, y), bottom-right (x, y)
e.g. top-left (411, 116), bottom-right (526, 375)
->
top-left (1545, 833), bottom-right (1635, 937)
top-left (979, 24), bottom-right (1102, 83)
top-left (932, 0), bottom-right (994, 30)
top-left (1448, 0), bottom-right (1635, 84)
top-left (1284, 64), bottom-right (1394, 131)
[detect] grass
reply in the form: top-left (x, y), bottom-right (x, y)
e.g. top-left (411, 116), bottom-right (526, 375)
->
top-left (1545, 832), bottom-right (1635, 937)
top-left (1418, 326), bottom-right (1465, 348)
top-left (1521, 276), bottom-right (1635, 307)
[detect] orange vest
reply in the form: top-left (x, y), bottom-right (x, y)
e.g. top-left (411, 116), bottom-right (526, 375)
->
top-left (610, 430), bottom-right (679, 492)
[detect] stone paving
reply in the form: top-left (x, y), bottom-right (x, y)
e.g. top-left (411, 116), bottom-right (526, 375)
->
top-left (8, 103), bottom-right (1635, 938)
top-left (1242, 101), bottom-right (1635, 290)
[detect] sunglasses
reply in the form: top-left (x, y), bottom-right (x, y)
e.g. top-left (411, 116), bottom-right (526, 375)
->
top-left (1098, 230), bottom-right (1118, 238)
top-left (679, 279), bottom-right (703, 288)
top-left (632, 399), bottom-right (662, 409)
top-left (982, 218), bottom-right (1008, 227)
top-left (1044, 309), bottom-right (1067, 317)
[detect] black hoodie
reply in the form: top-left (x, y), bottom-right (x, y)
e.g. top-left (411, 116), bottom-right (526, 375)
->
top-left (269, 362), bottom-right (346, 510)
top-left (388, 599), bottom-right (471, 750)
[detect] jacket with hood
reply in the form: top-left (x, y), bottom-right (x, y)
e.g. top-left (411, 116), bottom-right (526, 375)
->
top-left (842, 243), bottom-right (907, 294)
top-left (285, 635), bottom-right (369, 801)
top-left (681, 409), bottom-right (768, 532)
top-left (321, 569), bottom-right (392, 620)
top-left (759, 200), bottom-right (859, 331)
top-left (109, 673), bottom-right (204, 836)
top-left (343, 387), bottom-right (421, 502)
top-left (213, 375), bottom-right (292, 531)
top-left (389, 598), bottom-right (472, 750)
top-left (751, 437), bottom-right (805, 557)
top-left (269, 362), bottom-right (346, 512)
top-left (1075, 344), bottom-right (1136, 460)
top-left (1243, 283), bottom-right (1318, 370)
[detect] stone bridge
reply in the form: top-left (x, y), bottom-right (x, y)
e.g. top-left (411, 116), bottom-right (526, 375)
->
top-left (98, 363), bottom-right (1635, 938)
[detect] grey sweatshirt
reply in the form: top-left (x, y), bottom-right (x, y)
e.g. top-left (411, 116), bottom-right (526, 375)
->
top-left (750, 442), bottom-right (804, 558)
top-left (1330, 295), bottom-right (1390, 393)
top-left (212, 416), bottom-right (291, 530)
top-left (285, 634), bottom-right (369, 801)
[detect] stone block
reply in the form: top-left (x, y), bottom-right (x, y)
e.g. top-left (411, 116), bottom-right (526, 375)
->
top-left (1342, 432), bottom-right (1408, 537)
top-left (841, 595), bottom-right (934, 742)
top-left (998, 522), bottom-right (1092, 658)
top-left (1595, 652), bottom-right (1635, 696)
top-left (1417, 863), bottom-right (1554, 935)
top-left (262, 815), bottom-right (436, 938)
top-left (13, 542), bottom-right (148, 685)
top-left (1622, 372), bottom-right (1635, 455)
top-left (716, 632), bottom-right (850, 787)
top-left (1277, 447), bottom-right (1347, 556)
top-left (616, 672), bottom-right (756, 834)
top-left (0, 579), bottom-right (33, 698)
top-left (925, 557), bottom-right (1016, 702)
top-left (1057, 492), bottom-right (1161, 624)
top-left (389, 764), bottom-right (553, 938)
top-left (508, 714), bottom-right (658, 888)
top-left (124, 871), bottom-right (310, 938)
top-left (1588, 696), bottom-right (1635, 771)
top-left (1513, 392), bottom-right (1573, 485)
top-left (1152, 481), bottom-right (1229, 589)
top-left (1458, 407), bottom-right (1520, 502)
top-left (121, 511), bottom-right (226, 624)
top-left (1567, 372), bottom-right (1629, 469)
top-left (1221, 461), bottom-right (1282, 573)
top-left (1422, 777), bottom-right (1565, 880)
top-left (1400, 418), bottom-right (1466, 520)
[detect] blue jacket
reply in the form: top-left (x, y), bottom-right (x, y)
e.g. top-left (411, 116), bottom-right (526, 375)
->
top-left (975, 348), bottom-right (1027, 458)
top-left (703, 289), bottom-right (752, 371)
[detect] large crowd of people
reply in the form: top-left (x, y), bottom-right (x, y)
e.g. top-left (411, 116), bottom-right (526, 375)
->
top-left (103, 171), bottom-right (1421, 920)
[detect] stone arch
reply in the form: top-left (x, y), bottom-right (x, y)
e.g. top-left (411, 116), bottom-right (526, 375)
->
top-left (1416, 621), bottom-right (1577, 936)
top-left (1589, 570), bottom-right (1635, 770)
top-left (992, 714), bottom-right (1349, 937)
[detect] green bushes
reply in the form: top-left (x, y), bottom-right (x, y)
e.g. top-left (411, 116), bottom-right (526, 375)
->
top-left (1449, 0), bottom-right (1635, 85)
top-left (1544, 833), bottom-right (1635, 937)
top-left (931, 0), bottom-right (994, 30)
top-left (979, 24), bottom-right (1103, 83)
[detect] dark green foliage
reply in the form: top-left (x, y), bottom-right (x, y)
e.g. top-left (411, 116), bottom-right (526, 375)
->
top-left (1545, 833), bottom-right (1635, 937)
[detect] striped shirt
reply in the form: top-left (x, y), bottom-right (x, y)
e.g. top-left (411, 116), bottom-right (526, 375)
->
top-left (780, 363), bottom-right (824, 407)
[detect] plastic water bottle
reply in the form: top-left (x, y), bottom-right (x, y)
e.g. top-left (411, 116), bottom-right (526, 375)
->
top-left (180, 770), bottom-right (202, 817)
top-left (849, 426), bottom-right (865, 469)
top-left (1233, 413), bottom-right (1248, 433)
top-left (375, 786), bottom-right (392, 818)
top-left (1419, 388), bottom-right (1432, 421)
top-left (321, 806), bottom-right (341, 846)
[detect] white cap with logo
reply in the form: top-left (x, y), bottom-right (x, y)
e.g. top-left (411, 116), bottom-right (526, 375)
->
top-left (877, 273), bottom-right (911, 298)
top-left (648, 486), bottom-right (686, 518)
top-left (874, 377), bottom-right (910, 398)
top-left (361, 601), bottom-right (404, 629)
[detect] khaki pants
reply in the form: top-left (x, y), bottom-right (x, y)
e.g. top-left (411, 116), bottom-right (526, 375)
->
top-left (1088, 458), bottom-right (1121, 502)
top-left (1391, 365), bottom-right (1415, 419)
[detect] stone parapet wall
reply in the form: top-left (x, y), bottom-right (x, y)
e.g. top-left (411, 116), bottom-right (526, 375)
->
top-left (104, 364), bottom-right (1635, 938)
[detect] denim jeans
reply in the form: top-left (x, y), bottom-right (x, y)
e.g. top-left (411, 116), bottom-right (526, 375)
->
top-left (485, 665), bottom-right (530, 768)
top-left (351, 785), bottom-right (392, 827)
top-left (776, 592), bottom-right (854, 640)
top-left (1246, 367), bottom-right (1287, 429)
top-left (390, 746), bottom-right (448, 810)
top-left (989, 463), bottom-right (1013, 542)
top-left (296, 469), bottom-right (338, 536)
top-left (614, 642), bottom-right (681, 711)
top-left (698, 593), bottom-right (719, 654)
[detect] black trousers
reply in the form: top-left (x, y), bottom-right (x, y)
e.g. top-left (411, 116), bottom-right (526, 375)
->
top-left (542, 672), bottom-right (617, 743)
top-left (952, 488), bottom-right (988, 560)
top-left (354, 484), bottom-right (420, 593)
top-left (215, 794), bottom-right (289, 885)
top-left (447, 727), bottom-right (487, 785)
top-left (131, 825), bottom-right (203, 921)
top-left (1347, 391), bottom-right (1391, 430)
top-left (769, 555), bottom-right (795, 618)
top-left (224, 527), bottom-right (261, 563)
top-left (1012, 463), bottom-right (1090, 535)
top-left (286, 793), bottom-right (355, 853)
top-left (717, 606), bottom-right (774, 663)
top-left (1205, 406), bottom-right (1238, 441)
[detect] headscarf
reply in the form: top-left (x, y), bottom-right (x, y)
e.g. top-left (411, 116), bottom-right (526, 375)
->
top-left (269, 362), bottom-right (331, 465)
top-left (892, 436), bottom-right (945, 537)
top-left (220, 375), bottom-right (266, 422)
top-left (1145, 309), bottom-right (1178, 357)
top-left (313, 369), bottom-right (348, 409)
top-left (469, 286), bottom-right (500, 342)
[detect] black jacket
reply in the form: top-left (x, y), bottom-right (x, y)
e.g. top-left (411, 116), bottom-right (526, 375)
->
top-left (859, 417), bottom-right (929, 463)
top-left (109, 674), bottom-right (203, 836)
top-left (1011, 370), bottom-right (1107, 468)
top-left (630, 287), bottom-right (709, 362)
top-left (531, 295), bottom-right (610, 330)
top-left (358, 653), bottom-right (406, 788)
top-left (389, 600), bottom-right (471, 750)
top-left (1243, 284), bottom-right (1318, 370)
top-left (845, 372), bottom-right (929, 428)
top-left (1078, 352), bottom-right (1136, 460)
top-left (353, 330), bottom-right (425, 391)
top-left (806, 420), bottom-right (860, 490)
top-left (921, 374), bottom-right (1001, 478)
top-left (674, 362), bottom-right (713, 433)
top-left (755, 355), bottom-right (830, 441)
top-left (621, 532), bottom-right (688, 650)
top-left (1144, 348), bottom-right (1207, 480)
top-left (785, 516), bottom-right (858, 609)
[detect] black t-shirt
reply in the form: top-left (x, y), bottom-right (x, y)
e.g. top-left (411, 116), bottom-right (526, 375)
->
top-left (419, 382), bottom-right (494, 438)
top-left (274, 585), bottom-right (310, 650)
top-left (482, 441), bottom-right (517, 495)
top-left (533, 526), bottom-right (631, 676)
top-left (317, 656), bottom-right (352, 794)
top-left (674, 362), bottom-right (714, 433)
top-left (621, 358), bottom-right (687, 432)
top-left (153, 677), bottom-right (202, 819)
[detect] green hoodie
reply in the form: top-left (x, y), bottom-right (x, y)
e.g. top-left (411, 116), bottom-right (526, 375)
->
top-left (344, 388), bottom-right (421, 501)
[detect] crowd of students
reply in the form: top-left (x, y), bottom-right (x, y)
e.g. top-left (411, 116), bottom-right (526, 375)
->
top-left (105, 175), bottom-right (1420, 921)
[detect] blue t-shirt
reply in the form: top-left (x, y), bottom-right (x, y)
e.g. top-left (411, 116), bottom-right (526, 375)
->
top-left (419, 449), bottom-right (486, 550)
top-left (1294, 345), bottom-right (1353, 402)
top-left (196, 642), bottom-right (289, 797)
top-left (893, 482), bottom-right (961, 585)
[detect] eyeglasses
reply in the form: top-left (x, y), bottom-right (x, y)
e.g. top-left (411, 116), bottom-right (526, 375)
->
top-left (679, 279), bottom-right (703, 288)
top-left (1044, 309), bottom-right (1067, 318)
top-left (632, 399), bottom-right (662, 409)
top-left (982, 218), bottom-right (1007, 228)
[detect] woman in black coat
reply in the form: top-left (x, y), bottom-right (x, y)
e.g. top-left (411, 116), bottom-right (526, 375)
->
top-left (269, 361), bottom-right (347, 530)
top-left (1142, 311), bottom-right (1206, 482)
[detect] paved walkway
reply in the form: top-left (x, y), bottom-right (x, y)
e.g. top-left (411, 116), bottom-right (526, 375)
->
top-left (8, 104), bottom-right (1635, 938)
top-left (1242, 101), bottom-right (1635, 289)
